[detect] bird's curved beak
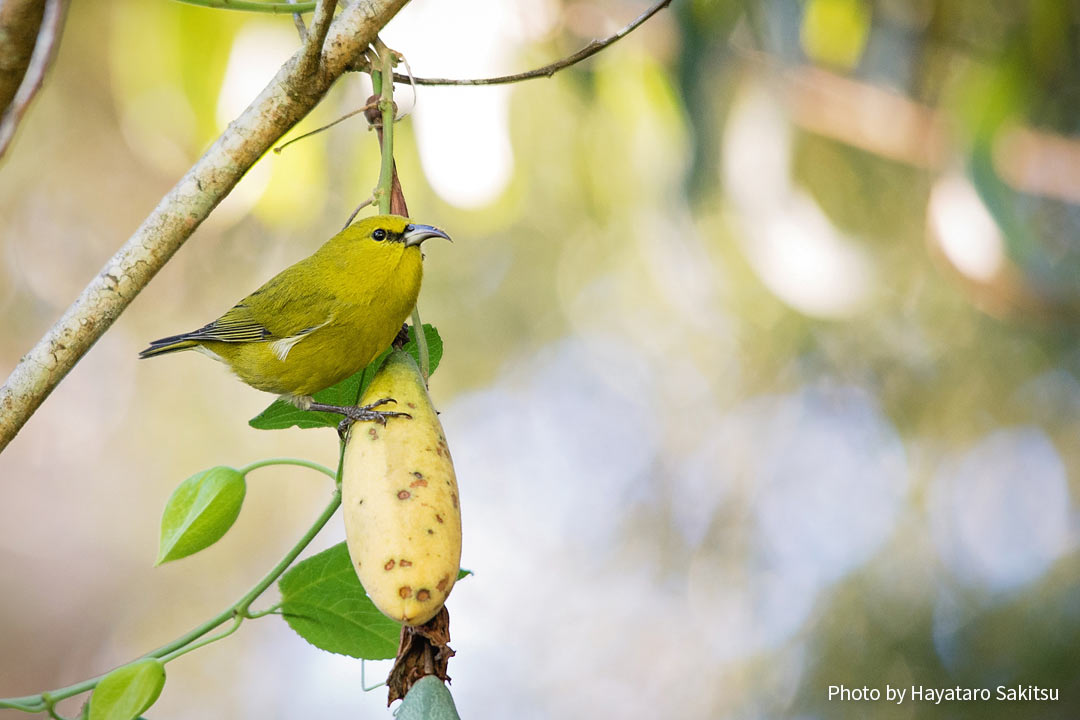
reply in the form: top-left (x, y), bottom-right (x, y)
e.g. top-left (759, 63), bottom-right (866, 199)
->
top-left (403, 223), bottom-right (452, 247)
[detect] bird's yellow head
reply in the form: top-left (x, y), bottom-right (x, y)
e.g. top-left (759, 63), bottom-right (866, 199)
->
top-left (317, 215), bottom-right (451, 276)
top-left (340, 215), bottom-right (451, 249)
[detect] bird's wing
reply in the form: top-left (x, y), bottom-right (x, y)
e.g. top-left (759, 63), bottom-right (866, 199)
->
top-left (145, 259), bottom-right (339, 352)
top-left (139, 302), bottom-right (275, 354)
top-left (180, 282), bottom-right (336, 346)
top-left (184, 303), bottom-right (275, 342)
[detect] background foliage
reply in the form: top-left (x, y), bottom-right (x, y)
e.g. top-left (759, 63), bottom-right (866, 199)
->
top-left (1, 0), bottom-right (1079, 717)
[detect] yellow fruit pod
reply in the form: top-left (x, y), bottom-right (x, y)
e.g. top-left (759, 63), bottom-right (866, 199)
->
top-left (342, 350), bottom-right (462, 625)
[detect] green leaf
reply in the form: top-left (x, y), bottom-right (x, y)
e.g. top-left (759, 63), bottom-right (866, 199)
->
top-left (278, 542), bottom-right (401, 659)
top-left (89, 659), bottom-right (165, 720)
top-left (405, 323), bottom-right (444, 377)
top-left (248, 323), bottom-right (444, 431)
top-left (396, 676), bottom-right (461, 720)
top-left (156, 466), bottom-right (246, 564)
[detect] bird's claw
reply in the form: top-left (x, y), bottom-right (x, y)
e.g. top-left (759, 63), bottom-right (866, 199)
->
top-left (335, 397), bottom-right (413, 439)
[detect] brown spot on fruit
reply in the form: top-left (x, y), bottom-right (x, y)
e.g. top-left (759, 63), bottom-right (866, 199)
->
top-left (427, 529), bottom-right (434, 535)
top-left (435, 514), bottom-right (444, 524)
top-left (436, 576), bottom-right (449, 591)
top-left (397, 490), bottom-right (411, 500)
top-left (368, 428), bottom-right (378, 440)
top-left (416, 589), bottom-right (431, 602)
top-left (384, 559), bottom-right (395, 571)
top-left (399, 586), bottom-right (412, 599)
top-left (413, 471), bottom-right (424, 478)
top-left (407, 402), bottom-right (417, 409)
top-left (451, 493), bottom-right (458, 509)
top-left (400, 559), bottom-right (413, 567)
top-left (410, 477), bottom-right (428, 488)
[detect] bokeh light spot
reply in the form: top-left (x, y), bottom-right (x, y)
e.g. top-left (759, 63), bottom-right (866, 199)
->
top-left (928, 174), bottom-right (1005, 282)
top-left (931, 427), bottom-right (1073, 592)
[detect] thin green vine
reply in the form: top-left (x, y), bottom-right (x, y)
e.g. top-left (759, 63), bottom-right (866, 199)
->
top-left (371, 53), bottom-right (395, 216)
top-left (157, 617), bottom-right (242, 664)
top-left (370, 40), bottom-right (431, 379)
top-left (240, 457), bottom-right (336, 479)
top-left (0, 478), bottom-right (343, 715)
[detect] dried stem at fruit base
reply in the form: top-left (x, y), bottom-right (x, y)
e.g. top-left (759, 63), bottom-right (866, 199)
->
top-left (386, 607), bottom-right (455, 704)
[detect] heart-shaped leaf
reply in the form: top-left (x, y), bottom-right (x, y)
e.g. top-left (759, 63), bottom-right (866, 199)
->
top-left (278, 542), bottom-right (402, 659)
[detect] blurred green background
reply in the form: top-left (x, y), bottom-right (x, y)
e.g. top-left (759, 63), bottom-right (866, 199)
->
top-left (2, 0), bottom-right (1079, 717)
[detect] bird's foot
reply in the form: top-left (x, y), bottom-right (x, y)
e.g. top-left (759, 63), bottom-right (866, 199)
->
top-left (303, 397), bottom-right (412, 439)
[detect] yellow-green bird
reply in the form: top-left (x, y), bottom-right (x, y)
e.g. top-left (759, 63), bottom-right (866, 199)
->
top-left (140, 215), bottom-right (450, 423)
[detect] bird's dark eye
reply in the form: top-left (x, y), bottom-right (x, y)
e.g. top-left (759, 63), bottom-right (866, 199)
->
top-left (372, 229), bottom-right (387, 241)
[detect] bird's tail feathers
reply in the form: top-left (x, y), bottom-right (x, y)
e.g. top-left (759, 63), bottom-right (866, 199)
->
top-left (138, 335), bottom-right (200, 359)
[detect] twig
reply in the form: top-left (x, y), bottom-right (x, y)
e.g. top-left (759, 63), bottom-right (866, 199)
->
top-left (0, 0), bottom-right (412, 454)
top-left (395, 51), bottom-right (418, 118)
top-left (287, 0), bottom-right (308, 41)
top-left (273, 100), bottom-right (377, 153)
top-left (390, 0), bottom-right (671, 87)
top-left (0, 0), bottom-right (68, 160)
top-left (298, 0), bottom-right (336, 77)
top-left (171, 0), bottom-right (318, 13)
top-left (343, 196), bottom-right (374, 229)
